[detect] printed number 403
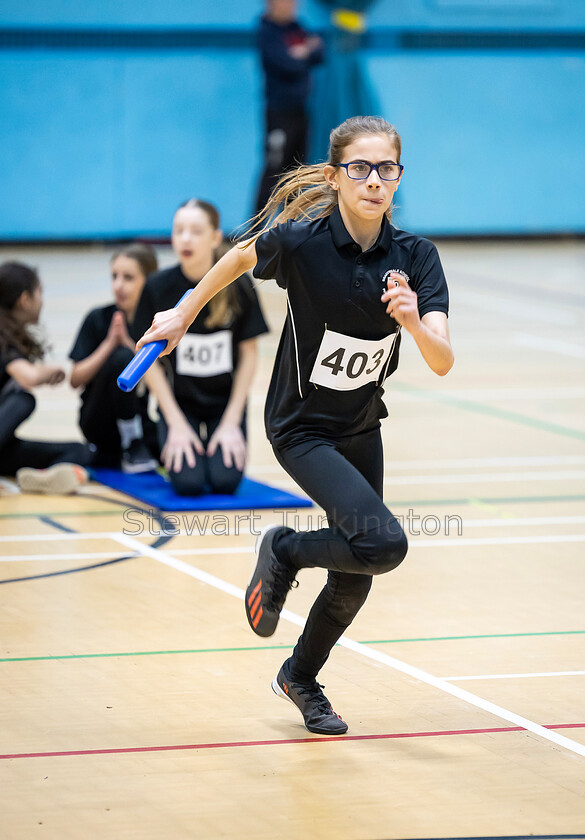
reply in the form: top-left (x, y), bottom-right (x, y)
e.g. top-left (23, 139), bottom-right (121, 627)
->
top-left (321, 346), bottom-right (385, 379)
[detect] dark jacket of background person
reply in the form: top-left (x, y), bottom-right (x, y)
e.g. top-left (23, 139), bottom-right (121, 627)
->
top-left (254, 10), bottom-right (324, 215)
top-left (259, 15), bottom-right (324, 111)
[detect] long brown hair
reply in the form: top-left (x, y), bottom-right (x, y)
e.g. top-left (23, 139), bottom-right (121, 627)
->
top-left (176, 200), bottom-right (241, 329)
top-left (110, 242), bottom-right (159, 279)
top-left (245, 116), bottom-right (402, 241)
top-left (0, 261), bottom-right (45, 360)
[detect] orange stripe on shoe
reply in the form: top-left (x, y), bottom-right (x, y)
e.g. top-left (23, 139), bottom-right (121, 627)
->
top-left (252, 605), bottom-right (263, 628)
top-left (73, 466), bottom-right (88, 484)
top-left (249, 592), bottom-right (262, 621)
top-left (248, 580), bottom-right (262, 606)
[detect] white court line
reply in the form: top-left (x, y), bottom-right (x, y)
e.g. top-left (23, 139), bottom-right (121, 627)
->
top-left (168, 534), bottom-right (585, 552)
top-left (190, 386), bottom-right (585, 408)
top-left (253, 454), bottom-right (585, 474)
top-left (389, 387), bottom-right (585, 403)
top-left (0, 532), bottom-right (114, 543)
top-left (0, 546), bottom-right (252, 562)
top-left (2, 529), bottom-right (585, 556)
top-left (444, 671), bottom-right (585, 682)
top-left (111, 532), bottom-right (585, 759)
top-left (460, 515), bottom-right (585, 528)
top-left (0, 532), bottom-right (256, 544)
top-left (262, 470), bottom-right (585, 490)
top-left (514, 332), bottom-right (585, 359)
top-left (0, 551), bottom-right (136, 563)
top-left (382, 470), bottom-right (585, 486)
top-left (254, 468), bottom-right (585, 486)
top-left (403, 534), bottom-right (585, 548)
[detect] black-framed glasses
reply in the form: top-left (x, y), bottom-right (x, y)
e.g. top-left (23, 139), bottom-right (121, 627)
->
top-left (335, 161), bottom-right (404, 181)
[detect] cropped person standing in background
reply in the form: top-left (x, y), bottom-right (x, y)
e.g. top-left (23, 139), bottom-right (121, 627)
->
top-left (254, 0), bottom-right (324, 215)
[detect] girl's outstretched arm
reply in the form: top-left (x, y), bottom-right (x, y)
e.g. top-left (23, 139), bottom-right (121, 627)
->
top-left (136, 240), bottom-right (257, 356)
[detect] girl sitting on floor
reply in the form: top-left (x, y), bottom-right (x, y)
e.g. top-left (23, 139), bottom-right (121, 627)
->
top-left (0, 261), bottom-right (90, 494)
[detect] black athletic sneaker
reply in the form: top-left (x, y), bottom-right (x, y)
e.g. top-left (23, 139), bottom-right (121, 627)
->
top-left (272, 662), bottom-right (348, 735)
top-left (245, 526), bottom-right (296, 637)
top-left (120, 439), bottom-right (158, 474)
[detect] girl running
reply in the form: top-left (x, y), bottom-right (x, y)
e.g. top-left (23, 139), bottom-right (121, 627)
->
top-left (0, 261), bottom-right (91, 493)
top-left (136, 116), bottom-right (453, 733)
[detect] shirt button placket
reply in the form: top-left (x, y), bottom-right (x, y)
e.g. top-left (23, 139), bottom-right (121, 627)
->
top-left (353, 255), bottom-right (363, 291)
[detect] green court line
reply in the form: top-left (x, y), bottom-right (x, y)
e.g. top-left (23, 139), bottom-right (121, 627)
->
top-left (393, 381), bottom-right (585, 442)
top-left (361, 629), bottom-right (585, 644)
top-left (0, 644), bottom-right (292, 663)
top-left (2, 630), bottom-right (583, 663)
top-left (1, 494), bottom-right (585, 521)
top-left (0, 509), bottom-right (120, 519)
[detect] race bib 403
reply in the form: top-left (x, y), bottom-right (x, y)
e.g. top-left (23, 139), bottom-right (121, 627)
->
top-left (309, 328), bottom-right (398, 391)
top-left (176, 330), bottom-right (233, 378)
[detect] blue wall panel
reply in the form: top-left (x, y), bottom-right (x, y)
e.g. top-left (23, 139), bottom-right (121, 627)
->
top-left (2, 0), bottom-right (583, 30)
top-left (0, 50), bottom-right (263, 238)
top-left (0, 0), bottom-right (268, 27)
top-left (0, 0), bottom-right (584, 238)
top-left (115, 50), bottom-right (262, 236)
top-left (371, 50), bottom-right (585, 234)
top-left (368, 0), bottom-right (585, 29)
top-left (1, 53), bottom-right (123, 236)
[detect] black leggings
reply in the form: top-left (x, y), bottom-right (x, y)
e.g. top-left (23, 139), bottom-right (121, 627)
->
top-left (158, 409), bottom-right (246, 496)
top-left (79, 346), bottom-right (158, 467)
top-left (272, 428), bottom-right (408, 682)
top-left (0, 386), bottom-right (92, 476)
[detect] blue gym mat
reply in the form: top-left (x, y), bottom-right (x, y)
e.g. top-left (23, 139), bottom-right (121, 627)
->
top-left (90, 468), bottom-right (312, 511)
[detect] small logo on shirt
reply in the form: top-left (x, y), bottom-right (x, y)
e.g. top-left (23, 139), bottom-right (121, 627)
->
top-left (382, 269), bottom-right (410, 290)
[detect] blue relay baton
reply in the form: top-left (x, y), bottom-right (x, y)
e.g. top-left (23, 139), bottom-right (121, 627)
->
top-left (117, 289), bottom-right (193, 392)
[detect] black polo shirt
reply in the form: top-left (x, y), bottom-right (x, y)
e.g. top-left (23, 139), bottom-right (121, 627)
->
top-left (253, 206), bottom-right (449, 448)
top-left (132, 265), bottom-right (269, 418)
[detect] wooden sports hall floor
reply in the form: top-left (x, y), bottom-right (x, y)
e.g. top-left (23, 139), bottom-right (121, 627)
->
top-left (0, 239), bottom-right (584, 840)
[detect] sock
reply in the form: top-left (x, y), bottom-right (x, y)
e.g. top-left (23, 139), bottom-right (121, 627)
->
top-left (116, 415), bottom-right (144, 451)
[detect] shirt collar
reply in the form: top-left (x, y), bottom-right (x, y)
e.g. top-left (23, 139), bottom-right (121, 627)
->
top-left (328, 205), bottom-right (393, 255)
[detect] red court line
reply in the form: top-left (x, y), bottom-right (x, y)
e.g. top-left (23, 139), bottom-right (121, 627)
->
top-left (2, 723), bottom-right (584, 761)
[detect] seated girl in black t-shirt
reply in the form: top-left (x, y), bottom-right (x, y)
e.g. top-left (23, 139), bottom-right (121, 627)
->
top-left (132, 199), bottom-right (269, 495)
top-left (69, 243), bottom-right (160, 473)
top-left (0, 261), bottom-right (91, 493)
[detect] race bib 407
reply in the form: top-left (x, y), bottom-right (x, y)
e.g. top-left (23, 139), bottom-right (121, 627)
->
top-left (176, 330), bottom-right (233, 378)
